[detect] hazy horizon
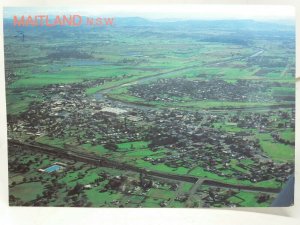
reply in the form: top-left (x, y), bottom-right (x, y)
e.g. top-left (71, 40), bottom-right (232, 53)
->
top-left (4, 5), bottom-right (295, 22)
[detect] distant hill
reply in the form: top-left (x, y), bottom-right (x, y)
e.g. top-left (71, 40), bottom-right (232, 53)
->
top-left (3, 16), bottom-right (295, 31)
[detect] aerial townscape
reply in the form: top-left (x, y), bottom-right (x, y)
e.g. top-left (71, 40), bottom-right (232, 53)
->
top-left (4, 11), bottom-right (295, 207)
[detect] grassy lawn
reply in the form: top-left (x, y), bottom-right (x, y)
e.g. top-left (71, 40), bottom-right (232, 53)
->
top-left (125, 149), bottom-right (159, 158)
top-left (135, 159), bottom-right (189, 175)
top-left (9, 175), bottom-right (24, 185)
top-left (256, 133), bottom-right (294, 162)
top-left (141, 197), bottom-right (162, 207)
top-left (77, 171), bottom-right (100, 184)
top-left (230, 159), bottom-right (249, 173)
top-left (35, 136), bottom-right (66, 148)
top-left (181, 182), bottom-right (193, 192)
top-left (81, 144), bottom-right (109, 156)
top-left (147, 189), bottom-right (175, 200)
top-left (117, 141), bottom-right (149, 150)
top-left (168, 200), bottom-right (186, 208)
top-left (128, 195), bottom-right (145, 204)
top-left (278, 129), bottom-right (295, 142)
top-left (85, 189), bottom-right (122, 206)
top-left (114, 141), bottom-right (171, 163)
top-left (189, 167), bottom-right (228, 180)
top-left (59, 171), bottom-right (81, 185)
top-left (213, 122), bottom-right (244, 132)
top-left (10, 182), bottom-right (44, 202)
top-left (6, 91), bottom-right (42, 115)
top-left (188, 166), bottom-right (280, 188)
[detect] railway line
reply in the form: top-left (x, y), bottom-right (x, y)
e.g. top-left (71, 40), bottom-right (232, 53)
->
top-left (8, 140), bottom-right (281, 194)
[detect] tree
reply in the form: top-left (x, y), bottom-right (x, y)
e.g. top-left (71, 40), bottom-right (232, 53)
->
top-left (68, 183), bottom-right (84, 196)
top-left (104, 142), bottom-right (118, 151)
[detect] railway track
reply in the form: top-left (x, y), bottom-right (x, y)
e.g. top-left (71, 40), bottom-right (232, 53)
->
top-left (8, 140), bottom-right (281, 194)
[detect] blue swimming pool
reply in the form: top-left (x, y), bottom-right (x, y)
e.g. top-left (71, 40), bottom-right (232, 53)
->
top-left (44, 165), bottom-right (63, 173)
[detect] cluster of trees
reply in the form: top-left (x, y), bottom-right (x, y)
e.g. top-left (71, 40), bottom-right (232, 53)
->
top-left (272, 133), bottom-right (295, 146)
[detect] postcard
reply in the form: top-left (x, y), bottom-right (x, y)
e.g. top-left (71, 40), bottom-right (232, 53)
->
top-left (3, 5), bottom-right (295, 208)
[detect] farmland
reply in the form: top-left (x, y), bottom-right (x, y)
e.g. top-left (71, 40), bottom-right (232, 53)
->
top-left (4, 17), bottom-right (295, 207)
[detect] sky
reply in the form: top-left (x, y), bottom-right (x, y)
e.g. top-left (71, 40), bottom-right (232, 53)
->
top-left (4, 5), bottom-right (295, 21)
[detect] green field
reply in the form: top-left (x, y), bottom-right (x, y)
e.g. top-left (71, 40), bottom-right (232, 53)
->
top-left (256, 133), bottom-right (294, 162)
top-left (5, 16), bottom-right (295, 208)
top-left (10, 182), bottom-right (44, 202)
